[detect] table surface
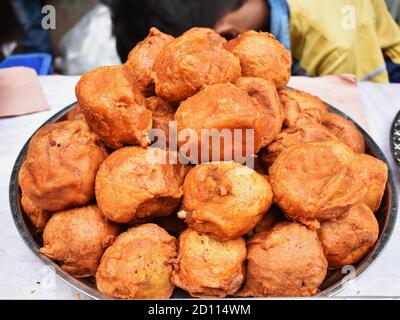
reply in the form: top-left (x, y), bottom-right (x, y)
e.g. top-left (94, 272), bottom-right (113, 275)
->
top-left (0, 76), bottom-right (399, 299)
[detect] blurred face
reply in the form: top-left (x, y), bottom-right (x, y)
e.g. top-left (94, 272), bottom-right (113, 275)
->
top-left (214, 0), bottom-right (269, 39)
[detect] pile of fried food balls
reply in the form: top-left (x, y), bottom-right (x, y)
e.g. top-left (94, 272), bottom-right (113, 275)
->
top-left (18, 27), bottom-right (387, 299)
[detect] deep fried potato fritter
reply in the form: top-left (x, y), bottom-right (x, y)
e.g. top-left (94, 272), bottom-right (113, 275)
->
top-left (172, 229), bottom-right (246, 298)
top-left (175, 83), bottom-right (269, 162)
top-left (125, 27), bottom-right (174, 96)
top-left (318, 203), bottom-right (379, 268)
top-left (95, 146), bottom-right (188, 223)
top-left (179, 162), bottom-right (273, 240)
top-left (76, 65), bottom-right (152, 149)
top-left (322, 112), bottom-right (365, 154)
top-left (40, 205), bottom-right (118, 277)
top-left (235, 77), bottom-right (284, 147)
top-left (18, 119), bottom-right (108, 211)
top-left (21, 193), bottom-right (51, 231)
top-left (238, 222), bottom-right (327, 297)
top-left (154, 28), bottom-right (241, 102)
top-left (261, 123), bottom-right (338, 167)
top-left (225, 31), bottom-right (291, 89)
top-left (279, 89), bottom-right (329, 127)
top-left (96, 223), bottom-right (177, 299)
top-left (355, 154), bottom-right (388, 212)
top-left (269, 141), bottom-right (367, 225)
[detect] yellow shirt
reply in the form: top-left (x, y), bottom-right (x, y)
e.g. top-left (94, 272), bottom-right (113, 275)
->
top-left (288, 0), bottom-right (400, 82)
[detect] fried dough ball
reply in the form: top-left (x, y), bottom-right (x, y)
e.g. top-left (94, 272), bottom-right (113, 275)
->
top-left (175, 83), bottom-right (268, 162)
top-left (21, 193), bottom-right (51, 231)
top-left (322, 112), bottom-right (365, 154)
top-left (125, 27), bottom-right (174, 96)
top-left (261, 123), bottom-right (338, 167)
top-left (318, 203), bottom-right (379, 268)
top-left (355, 154), bottom-right (388, 212)
top-left (269, 141), bottom-right (367, 225)
top-left (172, 229), bottom-right (246, 298)
top-left (279, 89), bottom-right (329, 127)
top-left (153, 27), bottom-right (241, 102)
top-left (76, 65), bottom-right (152, 149)
top-left (225, 30), bottom-right (291, 89)
top-left (235, 77), bottom-right (284, 146)
top-left (40, 205), bottom-right (118, 277)
top-left (178, 162), bottom-right (272, 240)
top-left (95, 146), bottom-right (188, 223)
top-left (238, 222), bottom-right (327, 297)
top-left (18, 120), bottom-right (108, 212)
top-left (96, 223), bottom-right (177, 299)
top-left (145, 96), bottom-right (176, 147)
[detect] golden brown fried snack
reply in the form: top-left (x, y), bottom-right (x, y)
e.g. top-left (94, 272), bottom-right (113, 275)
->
top-left (95, 146), bottom-right (188, 223)
top-left (235, 77), bottom-right (284, 146)
top-left (172, 229), bottom-right (246, 298)
top-left (145, 96), bottom-right (176, 147)
top-left (125, 27), bottom-right (174, 96)
top-left (175, 83), bottom-right (268, 162)
top-left (40, 205), bottom-right (118, 277)
top-left (261, 123), bottom-right (338, 166)
top-left (318, 203), bottom-right (379, 268)
top-left (279, 89), bottom-right (329, 127)
top-left (179, 162), bottom-right (273, 240)
top-left (355, 154), bottom-right (388, 212)
top-left (269, 141), bottom-right (367, 225)
top-left (76, 65), bottom-right (151, 149)
top-left (225, 30), bottom-right (291, 89)
top-left (66, 103), bottom-right (85, 121)
top-left (18, 120), bottom-right (108, 212)
top-left (322, 112), bottom-right (365, 154)
top-left (96, 223), bottom-right (177, 299)
top-left (21, 193), bottom-right (51, 231)
top-left (238, 222), bottom-right (327, 297)
top-left (153, 27), bottom-right (241, 102)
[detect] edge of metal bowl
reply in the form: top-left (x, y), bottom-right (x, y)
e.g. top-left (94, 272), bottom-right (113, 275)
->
top-left (9, 102), bottom-right (398, 299)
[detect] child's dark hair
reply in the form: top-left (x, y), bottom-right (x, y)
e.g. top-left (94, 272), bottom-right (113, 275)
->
top-left (110, 0), bottom-right (244, 62)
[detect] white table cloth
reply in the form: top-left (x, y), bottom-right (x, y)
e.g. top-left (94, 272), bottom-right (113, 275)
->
top-left (0, 76), bottom-right (399, 299)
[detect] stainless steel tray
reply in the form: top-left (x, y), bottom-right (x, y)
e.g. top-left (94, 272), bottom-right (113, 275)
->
top-left (9, 102), bottom-right (398, 299)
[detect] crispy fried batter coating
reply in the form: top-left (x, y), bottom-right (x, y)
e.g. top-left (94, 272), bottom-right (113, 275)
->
top-left (279, 89), bottom-right (329, 127)
top-left (225, 31), bottom-right (291, 89)
top-left (21, 193), bottom-right (51, 231)
top-left (179, 162), bottom-right (273, 240)
top-left (355, 154), bottom-right (388, 212)
top-left (96, 223), bottom-right (177, 299)
top-left (238, 222), bottom-right (327, 297)
top-left (235, 77), bottom-right (284, 147)
top-left (318, 203), bottom-right (379, 268)
top-left (18, 120), bottom-right (108, 211)
top-left (145, 96), bottom-right (176, 147)
top-left (66, 103), bottom-right (85, 121)
top-left (322, 112), bottom-right (365, 154)
top-left (269, 141), bottom-right (367, 225)
top-left (76, 65), bottom-right (152, 149)
top-left (95, 146), bottom-right (188, 223)
top-left (172, 229), bottom-right (246, 298)
top-left (261, 123), bottom-right (338, 166)
top-left (125, 27), bottom-right (174, 96)
top-left (40, 205), bottom-right (118, 277)
top-left (175, 83), bottom-right (268, 162)
top-left (153, 28), bottom-right (241, 102)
